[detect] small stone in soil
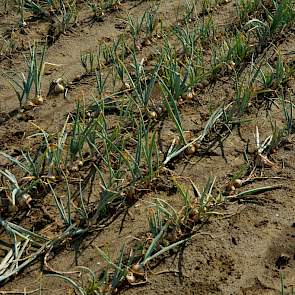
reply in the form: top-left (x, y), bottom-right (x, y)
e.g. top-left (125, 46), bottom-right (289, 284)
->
top-left (275, 254), bottom-right (290, 269)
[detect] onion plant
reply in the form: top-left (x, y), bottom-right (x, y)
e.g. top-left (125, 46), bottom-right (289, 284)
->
top-left (24, 0), bottom-right (50, 18)
top-left (201, 0), bottom-right (217, 15)
top-left (247, 0), bottom-right (295, 47)
top-left (161, 41), bottom-right (189, 100)
top-left (55, 0), bottom-right (77, 33)
top-left (280, 92), bottom-right (294, 135)
top-left (87, 0), bottom-right (104, 22)
top-left (234, 73), bottom-right (253, 115)
top-left (0, 169), bottom-right (22, 207)
top-left (197, 15), bottom-right (215, 46)
top-left (144, 6), bottom-right (159, 39)
top-left (182, 0), bottom-right (198, 23)
top-left (226, 32), bottom-right (249, 66)
top-left (173, 23), bottom-right (197, 57)
top-left (280, 273), bottom-right (295, 295)
top-left (120, 50), bottom-right (163, 109)
top-left (159, 76), bottom-right (187, 144)
top-left (15, 0), bottom-right (26, 27)
top-left (80, 50), bottom-right (100, 74)
top-left (141, 123), bottom-right (160, 181)
top-left (100, 39), bottom-right (120, 65)
top-left (236, 0), bottom-right (261, 22)
top-left (125, 13), bottom-right (146, 43)
top-left (95, 68), bottom-right (109, 98)
top-left (5, 42), bottom-right (46, 107)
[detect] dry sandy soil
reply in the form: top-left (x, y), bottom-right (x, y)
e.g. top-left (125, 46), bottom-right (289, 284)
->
top-left (0, 0), bottom-right (294, 294)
